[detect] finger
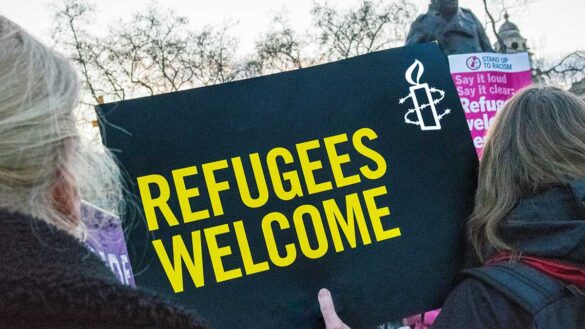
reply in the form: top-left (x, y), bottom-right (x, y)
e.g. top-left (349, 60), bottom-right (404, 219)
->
top-left (318, 288), bottom-right (349, 329)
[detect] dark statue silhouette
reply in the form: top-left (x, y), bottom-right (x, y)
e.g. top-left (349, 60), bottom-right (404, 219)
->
top-left (405, 0), bottom-right (494, 56)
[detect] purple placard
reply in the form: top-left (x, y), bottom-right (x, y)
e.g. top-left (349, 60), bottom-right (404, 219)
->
top-left (82, 201), bottom-right (135, 286)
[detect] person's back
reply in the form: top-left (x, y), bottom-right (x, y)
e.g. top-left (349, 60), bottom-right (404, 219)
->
top-left (433, 180), bottom-right (585, 328)
top-left (0, 16), bottom-right (207, 329)
top-left (0, 209), bottom-right (207, 329)
top-left (432, 86), bottom-right (585, 328)
top-left (316, 86), bottom-right (585, 329)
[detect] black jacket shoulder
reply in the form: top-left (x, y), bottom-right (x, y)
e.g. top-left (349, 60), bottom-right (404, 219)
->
top-left (435, 180), bottom-right (585, 329)
top-left (0, 210), bottom-right (207, 329)
top-left (432, 278), bottom-right (531, 329)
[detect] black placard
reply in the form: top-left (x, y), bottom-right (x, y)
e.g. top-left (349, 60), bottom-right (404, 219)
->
top-left (98, 43), bottom-right (477, 329)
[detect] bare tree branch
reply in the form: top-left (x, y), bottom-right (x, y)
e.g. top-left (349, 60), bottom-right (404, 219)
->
top-left (532, 51), bottom-right (585, 86)
top-left (312, 0), bottom-right (416, 61)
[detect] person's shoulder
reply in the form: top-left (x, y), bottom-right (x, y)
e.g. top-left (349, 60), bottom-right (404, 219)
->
top-left (0, 272), bottom-right (207, 329)
top-left (432, 277), bottom-right (532, 329)
top-left (81, 279), bottom-right (207, 329)
top-left (452, 277), bottom-right (500, 295)
top-left (0, 211), bottom-right (207, 328)
top-left (451, 276), bottom-right (530, 306)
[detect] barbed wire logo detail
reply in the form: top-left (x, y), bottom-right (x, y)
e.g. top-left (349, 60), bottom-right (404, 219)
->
top-left (399, 59), bottom-right (451, 131)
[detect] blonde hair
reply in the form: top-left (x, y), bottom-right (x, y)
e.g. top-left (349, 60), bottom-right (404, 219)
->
top-left (468, 86), bottom-right (585, 260)
top-left (0, 16), bottom-right (122, 238)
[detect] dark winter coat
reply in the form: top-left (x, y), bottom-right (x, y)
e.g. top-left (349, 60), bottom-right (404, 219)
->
top-left (0, 209), bottom-right (208, 329)
top-left (432, 180), bottom-right (585, 329)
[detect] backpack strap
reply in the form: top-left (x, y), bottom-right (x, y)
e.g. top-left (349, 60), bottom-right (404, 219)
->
top-left (462, 262), bottom-right (569, 315)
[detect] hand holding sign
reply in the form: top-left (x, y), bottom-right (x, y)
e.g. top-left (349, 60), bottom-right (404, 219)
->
top-left (319, 289), bottom-right (351, 329)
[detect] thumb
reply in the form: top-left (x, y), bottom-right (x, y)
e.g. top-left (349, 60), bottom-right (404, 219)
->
top-left (318, 289), bottom-right (350, 329)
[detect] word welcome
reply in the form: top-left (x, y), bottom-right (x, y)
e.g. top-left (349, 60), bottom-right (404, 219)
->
top-left (136, 128), bottom-right (401, 293)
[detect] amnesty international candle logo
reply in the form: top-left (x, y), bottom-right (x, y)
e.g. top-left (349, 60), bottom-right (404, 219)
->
top-left (400, 59), bottom-right (451, 130)
top-left (98, 43), bottom-right (478, 329)
top-left (136, 127), bottom-right (401, 292)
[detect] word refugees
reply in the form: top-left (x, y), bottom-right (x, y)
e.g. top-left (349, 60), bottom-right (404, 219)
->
top-left (137, 127), bottom-right (401, 293)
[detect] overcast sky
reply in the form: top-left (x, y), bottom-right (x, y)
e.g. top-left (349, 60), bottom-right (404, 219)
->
top-left (2, 0), bottom-right (584, 60)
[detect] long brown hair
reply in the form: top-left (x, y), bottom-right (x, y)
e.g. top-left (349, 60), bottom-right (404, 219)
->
top-left (468, 86), bottom-right (585, 260)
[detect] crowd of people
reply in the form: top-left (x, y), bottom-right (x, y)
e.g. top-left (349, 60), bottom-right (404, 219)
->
top-left (0, 13), bottom-right (584, 329)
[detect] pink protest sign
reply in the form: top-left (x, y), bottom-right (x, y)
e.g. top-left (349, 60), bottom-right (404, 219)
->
top-left (449, 52), bottom-right (532, 157)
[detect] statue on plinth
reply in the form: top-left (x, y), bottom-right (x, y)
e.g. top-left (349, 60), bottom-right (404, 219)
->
top-left (405, 0), bottom-right (494, 56)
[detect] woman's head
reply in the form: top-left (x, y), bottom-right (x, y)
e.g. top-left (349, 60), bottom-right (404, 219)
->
top-left (469, 86), bottom-right (585, 259)
top-left (0, 16), bottom-right (121, 238)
